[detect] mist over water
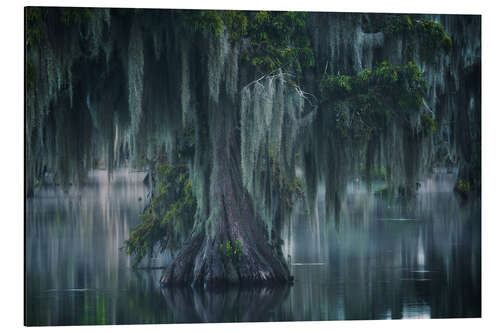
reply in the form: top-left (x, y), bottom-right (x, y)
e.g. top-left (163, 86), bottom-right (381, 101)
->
top-left (282, 174), bottom-right (480, 320)
top-left (25, 170), bottom-right (480, 325)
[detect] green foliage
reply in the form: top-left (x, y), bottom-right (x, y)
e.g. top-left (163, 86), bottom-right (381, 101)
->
top-left (383, 14), bottom-right (414, 35)
top-left (218, 239), bottom-right (243, 265)
top-left (420, 113), bottom-right (437, 136)
top-left (456, 179), bottom-right (471, 193)
top-left (123, 163), bottom-right (196, 267)
top-left (293, 177), bottom-right (304, 194)
top-left (383, 15), bottom-right (452, 63)
top-left (320, 61), bottom-right (432, 140)
top-left (319, 74), bottom-right (352, 99)
top-left (25, 7), bottom-right (45, 47)
top-left (181, 10), bottom-right (314, 74)
top-left (183, 10), bottom-right (225, 35)
top-left (60, 7), bottom-right (95, 26)
top-left (373, 167), bottom-right (387, 180)
top-left (221, 10), bottom-right (248, 40)
top-left (26, 7), bottom-right (96, 47)
top-left (26, 7), bottom-right (96, 93)
top-left (245, 11), bottom-right (314, 73)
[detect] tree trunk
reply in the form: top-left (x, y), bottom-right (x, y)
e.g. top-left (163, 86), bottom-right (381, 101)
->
top-left (160, 94), bottom-right (292, 288)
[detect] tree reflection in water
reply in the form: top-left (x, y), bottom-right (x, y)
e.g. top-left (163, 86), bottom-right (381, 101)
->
top-left (161, 285), bottom-right (290, 323)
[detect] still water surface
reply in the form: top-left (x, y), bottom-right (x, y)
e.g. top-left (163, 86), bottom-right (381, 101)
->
top-left (25, 170), bottom-right (481, 325)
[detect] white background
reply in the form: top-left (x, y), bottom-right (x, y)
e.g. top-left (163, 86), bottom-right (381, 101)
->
top-left (1, 0), bottom-right (498, 331)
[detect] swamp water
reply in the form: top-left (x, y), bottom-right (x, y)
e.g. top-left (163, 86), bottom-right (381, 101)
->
top-left (25, 170), bottom-right (480, 325)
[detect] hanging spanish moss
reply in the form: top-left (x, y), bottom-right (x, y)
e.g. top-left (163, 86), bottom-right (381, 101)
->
top-left (25, 8), bottom-right (481, 287)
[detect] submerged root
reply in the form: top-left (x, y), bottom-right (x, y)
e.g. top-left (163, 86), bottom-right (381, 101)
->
top-left (160, 231), bottom-right (292, 288)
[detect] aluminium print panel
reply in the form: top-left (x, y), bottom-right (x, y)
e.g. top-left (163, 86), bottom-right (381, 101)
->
top-left (25, 7), bottom-right (481, 326)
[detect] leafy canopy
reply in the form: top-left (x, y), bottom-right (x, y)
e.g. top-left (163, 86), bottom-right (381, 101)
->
top-left (383, 15), bottom-right (452, 63)
top-left (320, 61), bottom-right (434, 140)
top-left (184, 10), bottom-right (314, 73)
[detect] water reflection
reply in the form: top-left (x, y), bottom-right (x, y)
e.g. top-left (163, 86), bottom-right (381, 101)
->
top-left (25, 171), bottom-right (481, 325)
top-left (281, 176), bottom-right (481, 320)
top-left (161, 286), bottom-right (290, 323)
